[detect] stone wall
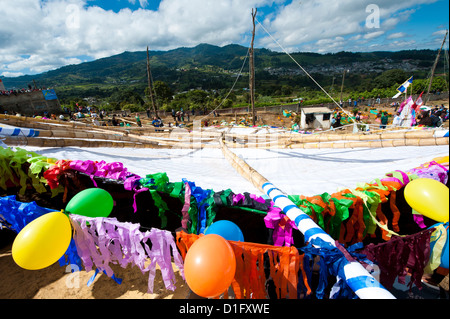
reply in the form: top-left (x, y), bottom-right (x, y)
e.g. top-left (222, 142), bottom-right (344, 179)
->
top-left (0, 91), bottom-right (61, 116)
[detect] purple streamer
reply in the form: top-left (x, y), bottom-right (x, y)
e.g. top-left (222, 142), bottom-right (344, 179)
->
top-left (70, 215), bottom-right (184, 293)
top-left (264, 202), bottom-right (298, 247)
top-left (181, 183), bottom-right (191, 230)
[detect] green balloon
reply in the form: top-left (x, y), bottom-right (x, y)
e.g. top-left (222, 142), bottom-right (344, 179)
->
top-left (66, 188), bottom-right (114, 218)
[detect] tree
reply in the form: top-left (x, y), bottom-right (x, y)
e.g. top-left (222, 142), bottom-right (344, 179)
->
top-left (187, 90), bottom-right (209, 108)
top-left (154, 81), bottom-right (173, 102)
top-left (373, 69), bottom-right (408, 89)
top-left (281, 85), bottom-right (294, 96)
top-left (109, 89), bottom-right (144, 108)
top-left (146, 81), bottom-right (173, 107)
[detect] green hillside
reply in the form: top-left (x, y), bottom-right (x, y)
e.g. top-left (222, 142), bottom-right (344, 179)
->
top-left (1, 44), bottom-right (447, 111)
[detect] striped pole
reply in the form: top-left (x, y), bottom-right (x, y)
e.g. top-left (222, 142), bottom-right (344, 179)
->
top-left (219, 137), bottom-right (396, 299)
top-left (262, 182), bottom-right (396, 299)
top-left (0, 126), bottom-right (40, 137)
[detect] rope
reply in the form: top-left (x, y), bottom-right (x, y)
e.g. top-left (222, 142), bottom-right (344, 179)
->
top-left (255, 18), bottom-right (357, 125)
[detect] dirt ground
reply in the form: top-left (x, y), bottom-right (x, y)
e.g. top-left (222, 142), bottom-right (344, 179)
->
top-left (0, 243), bottom-right (189, 299)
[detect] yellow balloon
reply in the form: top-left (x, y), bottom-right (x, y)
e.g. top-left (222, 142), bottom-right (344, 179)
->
top-left (12, 211), bottom-right (72, 270)
top-left (404, 178), bottom-right (449, 223)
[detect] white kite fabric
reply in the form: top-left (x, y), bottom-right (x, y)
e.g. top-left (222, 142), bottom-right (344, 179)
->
top-left (20, 144), bottom-right (449, 197)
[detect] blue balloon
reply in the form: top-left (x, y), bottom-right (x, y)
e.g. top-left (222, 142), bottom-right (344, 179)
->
top-left (205, 220), bottom-right (244, 242)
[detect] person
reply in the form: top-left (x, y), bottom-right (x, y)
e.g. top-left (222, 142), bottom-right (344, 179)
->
top-left (111, 115), bottom-right (119, 126)
top-left (437, 112), bottom-right (446, 127)
top-left (355, 112), bottom-right (361, 122)
top-left (441, 109), bottom-right (449, 123)
top-left (335, 112), bottom-right (342, 128)
top-left (430, 112), bottom-right (442, 127)
top-left (135, 113), bottom-right (142, 127)
top-left (432, 106), bottom-right (439, 115)
top-left (418, 111), bottom-right (433, 126)
top-left (380, 112), bottom-right (389, 129)
top-left (392, 112), bottom-right (402, 127)
top-left (152, 116), bottom-right (162, 131)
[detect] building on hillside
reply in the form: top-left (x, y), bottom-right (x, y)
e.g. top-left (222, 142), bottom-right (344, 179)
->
top-left (0, 79), bottom-right (5, 91)
top-left (300, 106), bottom-right (333, 130)
top-left (0, 88), bottom-right (61, 116)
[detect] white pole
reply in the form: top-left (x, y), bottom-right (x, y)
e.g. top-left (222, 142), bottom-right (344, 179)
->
top-left (261, 182), bottom-right (396, 299)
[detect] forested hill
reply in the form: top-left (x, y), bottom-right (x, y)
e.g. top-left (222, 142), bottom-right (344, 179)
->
top-left (1, 43), bottom-right (444, 101)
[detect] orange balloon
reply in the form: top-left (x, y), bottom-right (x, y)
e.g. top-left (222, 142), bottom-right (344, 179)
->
top-left (184, 234), bottom-right (236, 298)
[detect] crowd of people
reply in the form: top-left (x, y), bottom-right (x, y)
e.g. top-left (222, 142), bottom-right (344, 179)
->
top-left (0, 88), bottom-right (42, 96)
top-left (416, 105), bottom-right (449, 127)
top-left (329, 103), bottom-right (449, 131)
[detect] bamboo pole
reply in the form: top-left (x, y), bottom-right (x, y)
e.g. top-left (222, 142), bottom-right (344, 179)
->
top-left (250, 8), bottom-right (257, 127)
top-left (219, 137), bottom-right (396, 299)
top-left (2, 136), bottom-right (164, 149)
top-left (284, 137), bottom-right (449, 149)
top-left (147, 46), bottom-right (158, 118)
top-left (225, 129), bottom-right (441, 143)
top-left (223, 136), bottom-right (448, 149)
top-left (3, 114), bottom-right (448, 150)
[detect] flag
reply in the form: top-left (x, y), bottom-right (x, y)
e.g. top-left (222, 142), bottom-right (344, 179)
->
top-left (399, 96), bottom-right (415, 127)
top-left (393, 76), bottom-right (413, 98)
top-left (412, 92), bottom-right (424, 111)
top-left (397, 96), bottom-right (411, 113)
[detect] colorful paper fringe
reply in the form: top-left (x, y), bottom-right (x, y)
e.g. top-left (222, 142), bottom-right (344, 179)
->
top-left (176, 231), bottom-right (306, 299)
top-left (1, 147), bottom-right (448, 298)
top-left (71, 215), bottom-right (184, 294)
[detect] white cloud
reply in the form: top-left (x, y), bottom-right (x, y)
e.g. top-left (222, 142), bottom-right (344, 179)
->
top-left (5, 54), bottom-right (84, 74)
top-left (387, 32), bottom-right (407, 39)
top-left (0, 0), bottom-right (444, 75)
top-left (128, 0), bottom-right (149, 7)
top-left (364, 31), bottom-right (385, 40)
top-left (0, 0), bottom-right (276, 74)
top-left (260, 0), bottom-right (438, 52)
top-left (432, 29), bottom-right (449, 37)
top-left (1, 71), bottom-right (25, 78)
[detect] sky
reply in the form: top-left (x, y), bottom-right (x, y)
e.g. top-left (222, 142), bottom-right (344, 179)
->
top-left (0, 0), bottom-right (448, 78)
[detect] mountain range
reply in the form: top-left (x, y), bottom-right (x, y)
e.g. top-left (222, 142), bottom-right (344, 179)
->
top-left (1, 43), bottom-right (442, 101)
